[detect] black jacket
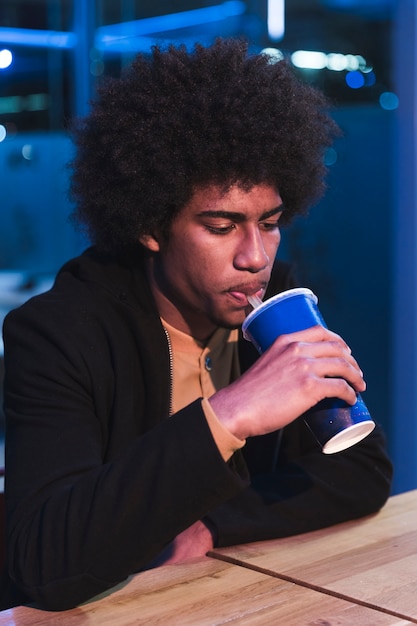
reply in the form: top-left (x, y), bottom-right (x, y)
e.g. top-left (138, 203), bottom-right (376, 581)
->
top-left (1, 247), bottom-right (392, 610)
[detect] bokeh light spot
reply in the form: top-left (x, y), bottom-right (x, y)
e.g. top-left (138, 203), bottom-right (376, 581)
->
top-left (379, 91), bottom-right (399, 111)
top-left (346, 71), bottom-right (365, 89)
top-left (0, 49), bottom-right (13, 69)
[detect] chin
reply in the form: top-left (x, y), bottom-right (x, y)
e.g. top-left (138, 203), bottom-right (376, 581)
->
top-left (215, 312), bottom-right (247, 330)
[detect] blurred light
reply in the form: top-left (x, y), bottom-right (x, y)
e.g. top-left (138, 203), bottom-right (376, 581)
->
top-left (344, 54), bottom-right (359, 71)
top-left (22, 144), bottom-right (34, 160)
top-left (364, 71), bottom-right (376, 86)
top-left (26, 93), bottom-right (48, 111)
top-left (0, 3), bottom-right (246, 53)
top-left (346, 71), bottom-right (365, 89)
top-left (327, 53), bottom-right (347, 71)
top-left (322, 0), bottom-right (392, 11)
top-left (0, 48), bottom-right (12, 69)
top-left (291, 49), bottom-right (371, 75)
top-left (0, 93), bottom-right (48, 114)
top-left (267, 0), bottom-right (285, 41)
top-left (90, 60), bottom-right (104, 77)
top-left (0, 27), bottom-right (76, 49)
top-left (291, 50), bottom-right (327, 70)
top-left (356, 55), bottom-right (372, 72)
top-left (324, 147), bottom-right (338, 166)
top-left (0, 95), bottom-right (20, 114)
top-left (379, 91), bottom-right (399, 111)
top-left (97, 1), bottom-right (246, 46)
top-left (0, 125), bottom-right (6, 142)
top-left (261, 47), bottom-right (284, 64)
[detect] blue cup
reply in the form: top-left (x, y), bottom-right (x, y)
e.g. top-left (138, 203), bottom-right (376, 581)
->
top-left (242, 288), bottom-right (375, 454)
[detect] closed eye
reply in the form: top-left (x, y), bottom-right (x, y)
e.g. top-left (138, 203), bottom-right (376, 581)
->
top-left (260, 220), bottom-right (281, 231)
top-left (205, 223), bottom-right (237, 235)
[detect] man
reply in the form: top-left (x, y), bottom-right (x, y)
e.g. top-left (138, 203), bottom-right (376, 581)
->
top-left (1, 39), bottom-right (392, 611)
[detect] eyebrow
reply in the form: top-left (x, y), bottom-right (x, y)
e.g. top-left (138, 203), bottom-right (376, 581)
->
top-left (196, 204), bottom-right (285, 221)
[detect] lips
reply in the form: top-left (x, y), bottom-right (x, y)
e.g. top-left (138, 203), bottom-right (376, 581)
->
top-left (228, 284), bottom-right (266, 305)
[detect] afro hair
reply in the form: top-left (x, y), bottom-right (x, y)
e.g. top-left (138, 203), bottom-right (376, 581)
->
top-left (69, 38), bottom-right (340, 253)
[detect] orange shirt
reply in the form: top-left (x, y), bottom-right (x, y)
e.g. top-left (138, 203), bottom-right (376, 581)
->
top-left (162, 319), bottom-right (246, 461)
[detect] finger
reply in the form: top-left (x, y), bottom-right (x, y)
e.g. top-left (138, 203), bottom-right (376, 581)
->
top-left (270, 336), bottom-right (363, 378)
top-left (279, 325), bottom-right (352, 352)
top-left (291, 352), bottom-right (366, 404)
top-left (314, 375), bottom-right (362, 405)
top-left (304, 343), bottom-right (363, 374)
top-left (314, 357), bottom-right (366, 391)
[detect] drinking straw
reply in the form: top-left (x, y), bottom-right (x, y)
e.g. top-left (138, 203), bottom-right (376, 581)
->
top-left (247, 294), bottom-right (263, 309)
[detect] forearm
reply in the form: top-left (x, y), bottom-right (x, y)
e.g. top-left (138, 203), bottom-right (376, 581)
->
top-left (206, 423), bottom-right (392, 547)
top-left (6, 402), bottom-right (247, 610)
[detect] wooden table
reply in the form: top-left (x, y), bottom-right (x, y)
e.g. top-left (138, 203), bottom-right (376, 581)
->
top-left (0, 557), bottom-right (412, 625)
top-left (1, 490), bottom-right (417, 625)
top-left (210, 489), bottom-right (417, 623)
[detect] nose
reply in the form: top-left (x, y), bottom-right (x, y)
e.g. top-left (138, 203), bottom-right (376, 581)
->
top-left (233, 227), bottom-right (270, 273)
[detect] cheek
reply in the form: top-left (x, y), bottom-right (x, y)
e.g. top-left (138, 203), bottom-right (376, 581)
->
top-left (266, 232), bottom-right (281, 259)
top-left (170, 247), bottom-right (213, 286)
top-left (182, 250), bottom-right (227, 296)
top-left (187, 242), bottom-right (225, 271)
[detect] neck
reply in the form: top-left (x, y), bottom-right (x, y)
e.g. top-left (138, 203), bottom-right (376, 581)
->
top-left (144, 255), bottom-right (217, 343)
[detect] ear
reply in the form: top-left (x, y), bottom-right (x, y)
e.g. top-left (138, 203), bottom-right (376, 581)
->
top-left (139, 233), bottom-right (160, 252)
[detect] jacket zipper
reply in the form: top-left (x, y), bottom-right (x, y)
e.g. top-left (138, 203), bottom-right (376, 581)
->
top-left (163, 326), bottom-right (174, 417)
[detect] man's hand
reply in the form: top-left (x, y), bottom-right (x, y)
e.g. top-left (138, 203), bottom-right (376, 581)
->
top-left (148, 520), bottom-right (214, 568)
top-left (210, 324), bottom-right (366, 440)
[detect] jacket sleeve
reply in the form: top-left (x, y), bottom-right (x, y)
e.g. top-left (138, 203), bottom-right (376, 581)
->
top-left (2, 303), bottom-right (248, 611)
top-left (206, 419), bottom-right (393, 547)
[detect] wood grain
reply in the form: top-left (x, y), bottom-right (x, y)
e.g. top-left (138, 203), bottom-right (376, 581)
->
top-left (0, 556), bottom-right (410, 625)
top-left (210, 490), bottom-right (417, 621)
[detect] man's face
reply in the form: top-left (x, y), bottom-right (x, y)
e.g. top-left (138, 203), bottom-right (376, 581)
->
top-left (143, 183), bottom-right (283, 340)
